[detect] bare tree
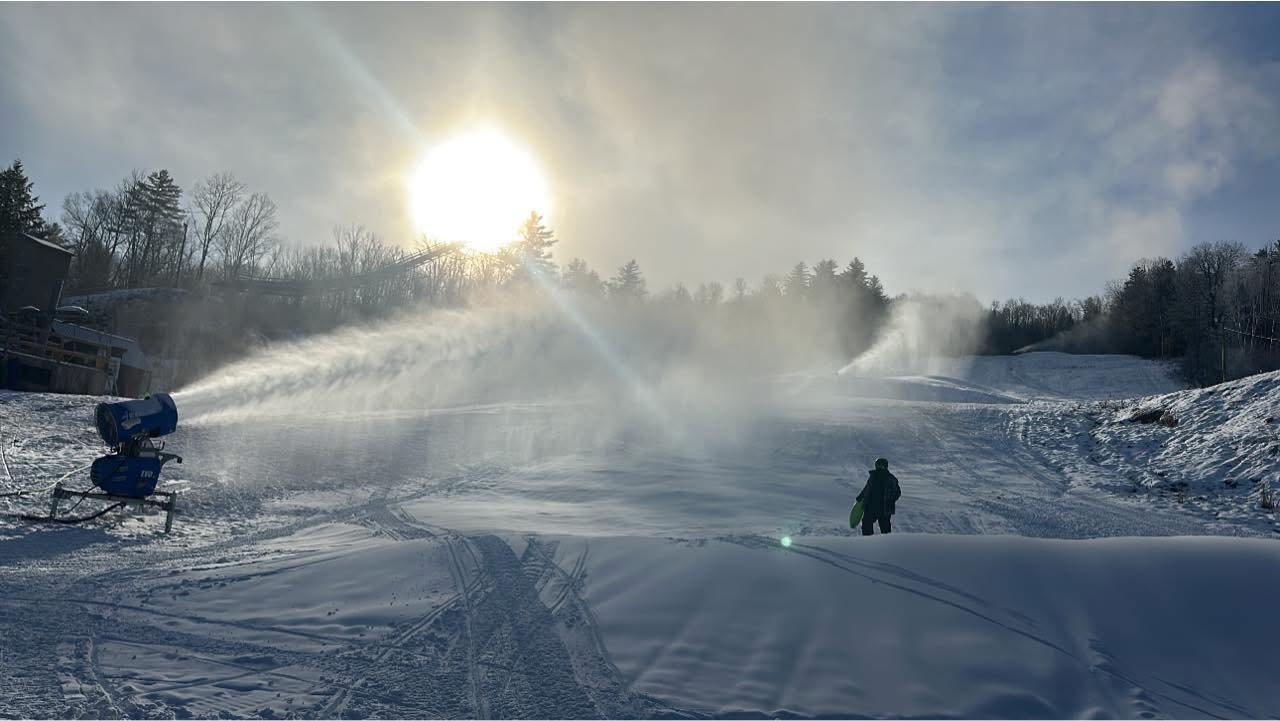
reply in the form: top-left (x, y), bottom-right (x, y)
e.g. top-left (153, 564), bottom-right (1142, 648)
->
top-left (217, 192), bottom-right (279, 280)
top-left (191, 173), bottom-right (246, 282)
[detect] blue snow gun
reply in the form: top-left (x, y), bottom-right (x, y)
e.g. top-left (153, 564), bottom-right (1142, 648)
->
top-left (90, 393), bottom-right (182, 498)
top-left (95, 394), bottom-right (178, 446)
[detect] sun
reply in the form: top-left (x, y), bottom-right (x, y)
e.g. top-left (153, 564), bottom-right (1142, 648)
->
top-left (408, 130), bottom-right (551, 253)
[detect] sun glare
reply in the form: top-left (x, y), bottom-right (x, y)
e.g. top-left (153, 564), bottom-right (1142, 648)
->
top-left (408, 130), bottom-right (551, 253)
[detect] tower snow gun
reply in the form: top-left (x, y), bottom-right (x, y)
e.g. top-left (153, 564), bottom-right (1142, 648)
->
top-left (47, 393), bottom-right (184, 533)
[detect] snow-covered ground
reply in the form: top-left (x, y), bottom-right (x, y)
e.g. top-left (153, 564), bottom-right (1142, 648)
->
top-left (1, 351), bottom-right (1278, 718)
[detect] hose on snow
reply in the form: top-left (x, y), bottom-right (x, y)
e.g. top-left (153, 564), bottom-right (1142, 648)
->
top-left (0, 462), bottom-right (94, 498)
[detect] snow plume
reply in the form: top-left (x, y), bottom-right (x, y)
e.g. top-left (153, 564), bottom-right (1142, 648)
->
top-left (171, 293), bottom-right (810, 468)
top-left (1014, 313), bottom-right (1112, 355)
top-left (839, 294), bottom-right (986, 376)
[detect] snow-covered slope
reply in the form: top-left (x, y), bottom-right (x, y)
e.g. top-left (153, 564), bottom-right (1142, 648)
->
top-left (2, 353), bottom-right (1277, 719)
top-left (931, 352), bottom-right (1185, 401)
top-left (1081, 369), bottom-right (1280, 527)
top-left (10, 525), bottom-right (1272, 719)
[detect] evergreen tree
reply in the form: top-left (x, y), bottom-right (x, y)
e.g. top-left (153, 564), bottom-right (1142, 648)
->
top-left (811, 259), bottom-right (838, 290)
top-left (562, 257), bottom-right (603, 296)
top-left (115, 170), bottom-right (186, 286)
top-left (867, 275), bottom-right (888, 306)
top-left (784, 262), bottom-right (810, 298)
top-left (810, 259), bottom-right (840, 307)
top-left (141, 169), bottom-right (186, 282)
top-left (0, 159), bottom-right (50, 298)
top-left (0, 159), bottom-right (48, 239)
top-left (840, 258), bottom-right (868, 290)
top-left (514, 211), bottom-right (557, 279)
top-left (608, 259), bottom-right (647, 300)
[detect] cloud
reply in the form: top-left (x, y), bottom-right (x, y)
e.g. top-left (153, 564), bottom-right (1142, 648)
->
top-left (2, 4), bottom-right (1278, 301)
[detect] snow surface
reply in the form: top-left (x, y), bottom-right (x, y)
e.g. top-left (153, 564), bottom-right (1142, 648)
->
top-left (2, 351), bottom-right (1278, 718)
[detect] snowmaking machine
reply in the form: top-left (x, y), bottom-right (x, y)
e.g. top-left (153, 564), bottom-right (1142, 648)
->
top-left (47, 393), bottom-right (184, 533)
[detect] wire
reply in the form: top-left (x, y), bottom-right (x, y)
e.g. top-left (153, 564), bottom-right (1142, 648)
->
top-left (61, 492), bottom-right (89, 517)
top-left (0, 462), bottom-right (94, 498)
top-left (1223, 327), bottom-right (1280, 344)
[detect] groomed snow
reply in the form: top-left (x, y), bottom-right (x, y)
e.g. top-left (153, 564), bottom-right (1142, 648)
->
top-left (2, 351), bottom-right (1277, 718)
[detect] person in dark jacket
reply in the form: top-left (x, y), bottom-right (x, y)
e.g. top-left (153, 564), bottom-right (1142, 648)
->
top-left (856, 457), bottom-right (901, 535)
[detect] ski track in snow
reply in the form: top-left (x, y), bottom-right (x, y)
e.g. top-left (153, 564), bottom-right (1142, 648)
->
top-left (1, 352), bottom-right (1278, 719)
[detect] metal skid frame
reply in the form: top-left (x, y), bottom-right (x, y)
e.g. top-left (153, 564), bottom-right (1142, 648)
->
top-left (49, 482), bottom-right (180, 534)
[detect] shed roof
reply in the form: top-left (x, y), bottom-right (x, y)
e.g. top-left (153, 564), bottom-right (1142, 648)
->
top-left (16, 231), bottom-right (74, 256)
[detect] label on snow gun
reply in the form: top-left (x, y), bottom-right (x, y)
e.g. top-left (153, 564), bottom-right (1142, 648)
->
top-left (849, 500), bottom-right (865, 528)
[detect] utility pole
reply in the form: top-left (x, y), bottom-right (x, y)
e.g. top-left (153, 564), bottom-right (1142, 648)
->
top-left (1220, 329), bottom-right (1227, 385)
top-left (175, 221), bottom-right (188, 286)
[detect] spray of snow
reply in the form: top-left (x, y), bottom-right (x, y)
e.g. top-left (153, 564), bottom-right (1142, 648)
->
top-left (838, 294), bottom-right (987, 376)
top-left (169, 294), bottom-right (825, 485)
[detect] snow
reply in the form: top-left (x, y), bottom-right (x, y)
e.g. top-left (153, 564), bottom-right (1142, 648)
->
top-left (1, 351), bottom-right (1278, 718)
top-left (1083, 369), bottom-right (1280, 528)
top-left (928, 353), bottom-right (1185, 402)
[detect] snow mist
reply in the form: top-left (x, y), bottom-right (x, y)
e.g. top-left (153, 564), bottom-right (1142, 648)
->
top-left (838, 294), bottom-right (987, 376)
top-left (171, 295), bottom-right (808, 462)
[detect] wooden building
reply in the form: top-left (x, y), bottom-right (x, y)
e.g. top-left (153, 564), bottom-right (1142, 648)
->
top-left (1, 230), bottom-right (153, 397)
top-left (2, 231), bottom-right (73, 315)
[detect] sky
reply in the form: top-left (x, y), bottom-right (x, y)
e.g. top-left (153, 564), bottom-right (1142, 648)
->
top-left (2, 3), bottom-right (1279, 302)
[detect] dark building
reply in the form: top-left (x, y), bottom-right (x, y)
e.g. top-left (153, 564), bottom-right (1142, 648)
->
top-left (2, 230), bottom-right (73, 314)
top-left (1, 231), bottom-right (155, 397)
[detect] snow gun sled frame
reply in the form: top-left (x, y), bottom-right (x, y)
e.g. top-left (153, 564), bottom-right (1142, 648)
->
top-left (33, 394), bottom-right (184, 534)
top-left (48, 479), bottom-right (181, 534)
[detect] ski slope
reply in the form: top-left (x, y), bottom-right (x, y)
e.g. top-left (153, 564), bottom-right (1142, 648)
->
top-left (2, 351), bottom-right (1278, 718)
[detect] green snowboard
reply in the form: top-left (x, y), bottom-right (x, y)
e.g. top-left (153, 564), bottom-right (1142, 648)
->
top-left (849, 499), bottom-right (865, 528)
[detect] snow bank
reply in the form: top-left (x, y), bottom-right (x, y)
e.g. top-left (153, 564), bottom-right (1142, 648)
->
top-left (1086, 369), bottom-right (1280, 523)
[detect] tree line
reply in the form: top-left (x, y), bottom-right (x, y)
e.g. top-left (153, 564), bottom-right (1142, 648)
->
top-left (983, 241), bottom-right (1280, 385)
top-left (4, 157), bottom-right (1278, 386)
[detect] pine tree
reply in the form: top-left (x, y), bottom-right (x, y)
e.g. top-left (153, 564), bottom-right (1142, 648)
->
top-left (810, 259), bottom-right (839, 304)
top-left (784, 262), bottom-right (810, 298)
top-left (840, 258), bottom-right (868, 290)
top-left (608, 259), bottom-right (647, 300)
top-left (562, 257), bottom-right (603, 296)
top-left (514, 211), bottom-right (557, 279)
top-left (142, 169), bottom-right (185, 282)
top-left (0, 159), bottom-right (48, 239)
top-left (0, 159), bottom-right (50, 296)
top-left (867, 275), bottom-right (888, 305)
top-left (812, 259), bottom-right (838, 289)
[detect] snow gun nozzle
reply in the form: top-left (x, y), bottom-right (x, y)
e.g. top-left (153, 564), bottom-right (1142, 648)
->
top-left (95, 393), bottom-right (179, 448)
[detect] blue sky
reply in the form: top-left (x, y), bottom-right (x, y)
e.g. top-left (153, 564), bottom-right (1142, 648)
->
top-left (2, 3), bottom-right (1278, 302)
